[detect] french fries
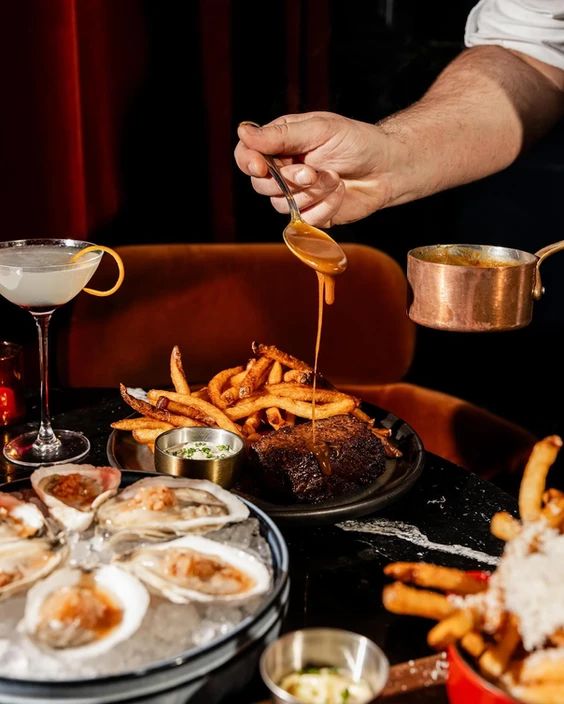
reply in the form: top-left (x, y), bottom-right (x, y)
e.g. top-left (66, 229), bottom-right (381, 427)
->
top-left (113, 343), bottom-right (399, 457)
top-left (460, 631), bottom-right (486, 658)
top-left (170, 345), bottom-right (190, 395)
top-left (238, 356), bottom-right (272, 399)
top-left (382, 582), bottom-right (455, 621)
top-left (119, 385), bottom-right (204, 428)
top-left (519, 435), bottom-right (562, 521)
top-left (208, 365), bottom-right (244, 409)
top-left (225, 394), bottom-right (356, 421)
top-left (265, 383), bottom-right (359, 405)
top-left (382, 435), bottom-right (564, 702)
top-left (428, 610), bottom-right (476, 649)
top-left (479, 616), bottom-right (521, 679)
top-left (132, 428), bottom-right (165, 445)
top-left (251, 342), bottom-right (311, 371)
top-left (383, 562), bottom-right (487, 595)
top-left (490, 511), bottom-right (521, 542)
top-left (111, 418), bottom-right (174, 431)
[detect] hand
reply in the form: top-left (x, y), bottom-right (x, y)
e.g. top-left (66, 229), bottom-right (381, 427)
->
top-left (235, 112), bottom-right (405, 227)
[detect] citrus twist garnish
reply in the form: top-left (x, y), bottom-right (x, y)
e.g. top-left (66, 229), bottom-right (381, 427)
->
top-left (70, 245), bottom-right (124, 297)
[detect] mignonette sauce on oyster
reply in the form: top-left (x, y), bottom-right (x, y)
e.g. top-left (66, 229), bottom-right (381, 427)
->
top-left (121, 534), bottom-right (270, 604)
top-left (0, 492), bottom-right (45, 542)
top-left (96, 476), bottom-right (249, 536)
top-left (23, 565), bottom-right (149, 659)
top-left (31, 465), bottom-right (121, 533)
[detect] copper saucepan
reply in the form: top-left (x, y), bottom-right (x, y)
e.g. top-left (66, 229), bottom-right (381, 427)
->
top-left (407, 241), bottom-right (564, 332)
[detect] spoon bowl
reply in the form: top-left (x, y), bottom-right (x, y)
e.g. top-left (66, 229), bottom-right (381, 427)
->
top-left (282, 219), bottom-right (348, 276)
top-left (265, 156), bottom-right (347, 276)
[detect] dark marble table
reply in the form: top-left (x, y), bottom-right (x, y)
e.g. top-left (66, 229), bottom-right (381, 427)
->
top-left (0, 389), bottom-right (518, 704)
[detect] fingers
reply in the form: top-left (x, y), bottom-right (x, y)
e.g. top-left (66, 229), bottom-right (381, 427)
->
top-left (235, 112), bottom-right (348, 226)
top-left (235, 113), bottom-right (334, 177)
top-left (250, 164), bottom-right (319, 196)
top-left (234, 140), bottom-right (270, 177)
top-left (267, 169), bottom-right (341, 211)
top-left (245, 162), bottom-right (343, 228)
top-left (295, 181), bottom-right (346, 228)
top-left (265, 169), bottom-right (344, 225)
top-left (234, 137), bottom-right (314, 179)
top-left (237, 114), bottom-right (328, 155)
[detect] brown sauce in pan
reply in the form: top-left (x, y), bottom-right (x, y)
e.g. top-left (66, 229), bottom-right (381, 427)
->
top-left (419, 249), bottom-right (518, 267)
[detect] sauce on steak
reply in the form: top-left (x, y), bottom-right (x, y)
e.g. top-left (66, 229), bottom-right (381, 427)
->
top-left (248, 415), bottom-right (386, 504)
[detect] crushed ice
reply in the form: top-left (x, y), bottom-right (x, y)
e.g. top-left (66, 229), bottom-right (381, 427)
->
top-left (0, 518), bottom-right (272, 680)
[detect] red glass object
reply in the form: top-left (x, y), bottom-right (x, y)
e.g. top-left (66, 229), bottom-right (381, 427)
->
top-left (0, 341), bottom-right (25, 426)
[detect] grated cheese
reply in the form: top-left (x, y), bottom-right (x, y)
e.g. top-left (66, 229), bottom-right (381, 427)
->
top-left (454, 521), bottom-right (564, 652)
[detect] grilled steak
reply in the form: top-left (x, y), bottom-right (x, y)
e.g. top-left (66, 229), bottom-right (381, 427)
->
top-left (248, 415), bottom-right (386, 504)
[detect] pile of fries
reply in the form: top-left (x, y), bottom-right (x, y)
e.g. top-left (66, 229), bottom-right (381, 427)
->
top-left (112, 343), bottom-right (395, 454)
top-left (383, 435), bottom-right (564, 703)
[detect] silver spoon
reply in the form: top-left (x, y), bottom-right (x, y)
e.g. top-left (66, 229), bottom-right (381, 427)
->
top-left (241, 122), bottom-right (347, 276)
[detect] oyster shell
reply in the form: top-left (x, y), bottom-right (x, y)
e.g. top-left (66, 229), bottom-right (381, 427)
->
top-left (96, 477), bottom-right (249, 536)
top-left (122, 534), bottom-right (270, 603)
top-left (0, 492), bottom-right (44, 542)
top-left (24, 565), bottom-right (149, 659)
top-left (31, 465), bottom-right (121, 532)
top-left (0, 539), bottom-right (64, 601)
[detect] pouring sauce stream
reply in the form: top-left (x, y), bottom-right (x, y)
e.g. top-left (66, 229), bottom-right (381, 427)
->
top-left (284, 220), bottom-right (344, 478)
top-left (251, 139), bottom-right (347, 477)
top-left (311, 271), bottom-right (332, 476)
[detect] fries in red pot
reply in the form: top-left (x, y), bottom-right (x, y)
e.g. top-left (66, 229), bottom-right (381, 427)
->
top-left (384, 436), bottom-right (564, 703)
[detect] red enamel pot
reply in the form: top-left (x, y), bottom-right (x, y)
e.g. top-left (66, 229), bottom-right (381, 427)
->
top-left (446, 571), bottom-right (517, 703)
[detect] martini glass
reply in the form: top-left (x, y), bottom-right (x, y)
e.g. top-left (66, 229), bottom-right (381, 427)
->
top-left (0, 238), bottom-right (119, 467)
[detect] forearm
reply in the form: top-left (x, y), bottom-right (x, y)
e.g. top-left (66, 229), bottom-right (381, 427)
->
top-left (379, 46), bottom-right (564, 207)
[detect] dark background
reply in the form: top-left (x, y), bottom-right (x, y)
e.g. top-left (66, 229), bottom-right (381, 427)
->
top-left (2, 0), bottom-right (564, 442)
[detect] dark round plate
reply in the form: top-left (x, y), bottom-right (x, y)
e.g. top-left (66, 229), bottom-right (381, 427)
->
top-left (106, 403), bottom-right (425, 526)
top-left (0, 471), bottom-right (290, 703)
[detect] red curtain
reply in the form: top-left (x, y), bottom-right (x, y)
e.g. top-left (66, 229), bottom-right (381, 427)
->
top-left (0, 1), bottom-right (330, 245)
top-left (0, 0), bottom-right (146, 240)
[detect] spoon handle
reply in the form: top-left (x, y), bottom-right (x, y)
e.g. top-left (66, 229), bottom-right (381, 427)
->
top-left (261, 154), bottom-right (302, 223)
top-left (240, 121), bottom-right (302, 222)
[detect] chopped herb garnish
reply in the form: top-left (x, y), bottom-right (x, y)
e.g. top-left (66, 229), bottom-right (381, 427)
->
top-left (279, 666), bottom-right (371, 703)
top-left (169, 441), bottom-right (236, 461)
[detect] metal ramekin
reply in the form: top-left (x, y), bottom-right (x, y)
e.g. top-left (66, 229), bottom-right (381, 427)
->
top-left (260, 627), bottom-right (389, 703)
top-left (154, 426), bottom-right (244, 488)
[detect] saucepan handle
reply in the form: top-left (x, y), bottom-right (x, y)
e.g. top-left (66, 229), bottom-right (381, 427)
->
top-left (533, 240), bottom-right (564, 300)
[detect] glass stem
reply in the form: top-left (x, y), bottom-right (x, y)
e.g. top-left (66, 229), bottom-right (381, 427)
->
top-left (32, 311), bottom-right (60, 451)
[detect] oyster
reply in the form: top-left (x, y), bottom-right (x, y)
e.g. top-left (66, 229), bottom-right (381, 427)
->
top-left (24, 565), bottom-right (149, 659)
top-left (96, 477), bottom-right (249, 536)
top-left (31, 465), bottom-right (121, 532)
top-left (0, 539), bottom-right (64, 600)
top-left (123, 534), bottom-right (270, 603)
top-left (0, 492), bottom-right (44, 542)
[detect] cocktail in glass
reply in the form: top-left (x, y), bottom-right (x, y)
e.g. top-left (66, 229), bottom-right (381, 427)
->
top-left (0, 238), bottom-right (123, 466)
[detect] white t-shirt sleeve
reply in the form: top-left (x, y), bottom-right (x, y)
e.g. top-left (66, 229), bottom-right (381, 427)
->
top-left (465, 0), bottom-right (564, 70)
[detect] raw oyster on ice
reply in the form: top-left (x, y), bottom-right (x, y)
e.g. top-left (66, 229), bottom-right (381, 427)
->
top-left (96, 477), bottom-right (249, 536)
top-left (24, 565), bottom-right (149, 659)
top-left (0, 492), bottom-right (45, 542)
top-left (0, 539), bottom-right (64, 600)
top-left (122, 534), bottom-right (270, 603)
top-left (31, 465), bottom-right (121, 532)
